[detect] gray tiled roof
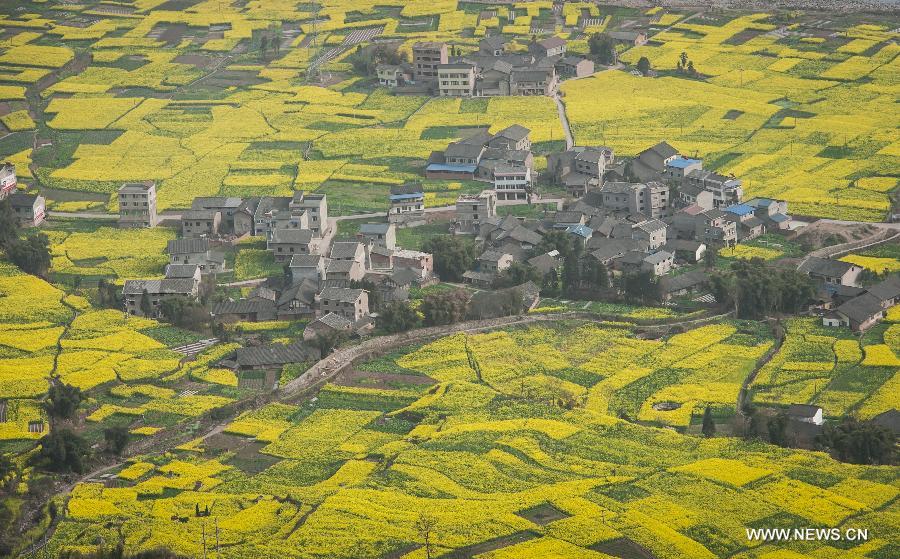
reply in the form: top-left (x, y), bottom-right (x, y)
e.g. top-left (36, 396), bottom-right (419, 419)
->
top-left (234, 342), bottom-right (317, 367)
top-left (289, 254), bottom-right (322, 267)
top-left (122, 278), bottom-right (196, 296)
top-left (798, 256), bottom-right (857, 278)
top-left (330, 241), bottom-right (363, 260)
top-left (270, 229), bottom-right (313, 244)
top-left (319, 287), bottom-right (364, 303)
top-left (166, 238), bottom-right (209, 255)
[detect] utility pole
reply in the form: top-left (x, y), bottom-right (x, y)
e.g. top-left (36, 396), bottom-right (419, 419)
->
top-left (202, 521), bottom-right (208, 559)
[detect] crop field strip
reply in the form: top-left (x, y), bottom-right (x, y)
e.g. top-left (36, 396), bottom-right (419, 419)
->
top-left (44, 320), bottom-right (900, 558)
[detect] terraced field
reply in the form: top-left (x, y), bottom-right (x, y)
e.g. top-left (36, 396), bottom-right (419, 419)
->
top-left (46, 321), bottom-right (899, 558)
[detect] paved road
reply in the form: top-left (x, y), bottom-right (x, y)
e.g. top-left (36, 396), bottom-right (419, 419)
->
top-left (553, 94), bottom-right (574, 150)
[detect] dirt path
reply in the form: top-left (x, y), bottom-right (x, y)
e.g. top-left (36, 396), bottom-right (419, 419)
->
top-left (737, 319), bottom-right (784, 420)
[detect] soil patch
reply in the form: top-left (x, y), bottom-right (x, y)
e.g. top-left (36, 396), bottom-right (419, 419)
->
top-left (203, 432), bottom-right (279, 474)
top-left (332, 368), bottom-right (435, 390)
top-left (515, 503), bottom-right (570, 526)
top-left (591, 537), bottom-right (658, 559)
top-left (442, 531), bottom-right (539, 558)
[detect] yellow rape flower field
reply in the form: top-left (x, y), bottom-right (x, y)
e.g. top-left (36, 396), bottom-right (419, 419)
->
top-left (44, 319), bottom-right (899, 558)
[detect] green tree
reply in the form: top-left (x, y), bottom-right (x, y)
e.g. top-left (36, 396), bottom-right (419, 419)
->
top-left (816, 418), bottom-right (895, 465)
top-left (312, 330), bottom-right (347, 357)
top-left (679, 51), bottom-right (688, 68)
top-left (420, 289), bottom-right (471, 326)
top-left (140, 290), bottom-right (153, 317)
top-left (541, 268), bottom-right (560, 297)
top-left (767, 412), bottom-right (789, 447)
top-left (377, 301), bottom-right (421, 333)
top-left (637, 56), bottom-right (651, 76)
top-left (7, 232), bottom-right (51, 276)
top-left (0, 198), bottom-right (17, 248)
top-left (104, 426), bottom-right (130, 456)
top-left (619, 271), bottom-right (661, 305)
top-left (588, 33), bottom-right (616, 65)
top-left (687, 60), bottom-right (697, 76)
top-left (44, 382), bottom-right (83, 421)
top-left (421, 236), bottom-right (477, 282)
top-left (493, 262), bottom-right (539, 289)
top-left (32, 429), bottom-right (91, 473)
top-left (701, 406), bottom-right (716, 437)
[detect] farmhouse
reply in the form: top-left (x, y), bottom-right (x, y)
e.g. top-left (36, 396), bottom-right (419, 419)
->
top-left (181, 209), bottom-right (221, 238)
top-left (288, 254), bottom-right (326, 288)
top-left (8, 192), bottom-right (45, 227)
top-left (268, 229), bottom-right (319, 262)
top-left (303, 312), bottom-right (353, 341)
top-left (357, 222), bottom-right (396, 250)
top-left (165, 238), bottom-right (224, 273)
top-left (318, 287), bottom-right (370, 321)
top-left (787, 404), bottom-right (824, 426)
top-left (798, 257), bottom-right (862, 289)
top-left (454, 190), bottom-right (497, 235)
top-left (122, 278), bottom-right (199, 318)
top-left (388, 183), bottom-right (425, 225)
top-left (117, 181), bottom-right (158, 228)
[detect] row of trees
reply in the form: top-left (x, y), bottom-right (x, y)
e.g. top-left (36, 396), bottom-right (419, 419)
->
top-left (708, 259), bottom-right (815, 319)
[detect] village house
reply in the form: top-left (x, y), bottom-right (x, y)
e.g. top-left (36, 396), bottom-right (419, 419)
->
top-left (122, 278), bottom-right (199, 318)
top-left (454, 190), bottom-right (497, 235)
top-left (478, 250), bottom-right (514, 275)
top-left (181, 209), bottom-right (221, 238)
top-left (631, 142), bottom-right (679, 182)
top-left (191, 197), bottom-right (243, 233)
top-left (492, 165), bottom-right (531, 201)
top-left (288, 254), bottom-right (326, 287)
top-left (608, 31), bottom-right (648, 47)
top-left (787, 404), bottom-right (824, 426)
top-left (318, 287), bottom-right (370, 321)
top-left (165, 238), bottom-right (224, 273)
top-left (388, 183), bottom-right (426, 225)
top-left (723, 204), bottom-right (765, 240)
top-left (663, 239), bottom-right (707, 263)
top-left (331, 241), bottom-right (367, 265)
top-left (357, 222), bottom-right (396, 250)
top-left (597, 181), bottom-right (670, 219)
top-left (268, 229), bottom-right (321, 262)
top-left (556, 56), bottom-right (594, 78)
top-left (620, 219), bottom-right (668, 250)
top-left (117, 181), bottom-right (158, 228)
top-left (745, 198), bottom-right (791, 231)
top-left (8, 192), bottom-right (45, 227)
top-left (684, 169), bottom-right (743, 209)
top-left (376, 64), bottom-right (412, 87)
top-left (392, 249), bottom-right (434, 280)
top-left (303, 312), bottom-right (353, 341)
top-left (663, 157), bottom-right (703, 183)
top-left (827, 274), bottom-right (899, 331)
top-left (671, 206), bottom-right (737, 246)
top-left (488, 124), bottom-right (532, 151)
top-left (325, 259), bottom-right (365, 287)
top-left (547, 146), bottom-right (613, 197)
top-left (798, 257), bottom-right (862, 289)
top-left (0, 162), bottom-right (17, 200)
top-left (290, 191), bottom-right (329, 236)
top-left (528, 36), bottom-right (567, 58)
top-left (479, 36), bottom-right (507, 56)
top-left (369, 246), bottom-right (394, 271)
top-left (222, 342), bottom-right (320, 376)
top-left (660, 269), bottom-right (709, 300)
top-left (677, 183), bottom-right (715, 211)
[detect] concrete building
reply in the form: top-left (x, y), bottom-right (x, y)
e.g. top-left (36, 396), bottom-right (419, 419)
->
top-left (598, 182), bottom-right (670, 219)
top-left (438, 63), bottom-right (476, 97)
top-left (492, 165), bottom-right (531, 201)
top-left (122, 278), bottom-right (199, 318)
top-left (289, 254), bottom-right (326, 287)
top-left (412, 42), bottom-right (448, 80)
top-left (454, 190), bottom-right (497, 235)
top-left (117, 182), bottom-right (158, 228)
top-left (0, 162), bottom-right (17, 200)
top-left (388, 183), bottom-right (425, 224)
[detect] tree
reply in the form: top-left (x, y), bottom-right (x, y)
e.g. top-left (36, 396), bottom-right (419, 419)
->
top-left (0, 198), bottom-right (17, 248)
top-left (415, 513), bottom-right (438, 559)
top-left (0, 453), bottom-right (13, 492)
top-left (493, 262), bottom-right (538, 289)
top-left (421, 236), bottom-right (477, 282)
top-left (636, 56), bottom-right (651, 76)
top-left (679, 51), bottom-right (688, 68)
top-left (767, 412), bottom-right (789, 447)
top-left (377, 302), bottom-right (421, 333)
top-left (6, 232), bottom-right (51, 276)
top-left (541, 268), bottom-right (560, 297)
top-left (703, 245), bottom-right (717, 269)
top-left (44, 382), bottom-right (83, 421)
top-left (260, 35), bottom-right (269, 58)
top-left (816, 418), bottom-right (895, 465)
top-left (619, 271), bottom-right (661, 305)
top-left (104, 426), bottom-right (130, 456)
top-left (312, 330), bottom-right (347, 357)
top-left (701, 406), bottom-right (716, 437)
top-left (32, 429), bottom-right (90, 473)
top-left (159, 297), bottom-right (209, 330)
top-left (140, 290), bottom-right (152, 317)
top-left (562, 248), bottom-right (581, 295)
top-left (420, 289), bottom-right (471, 326)
top-left (588, 33), bottom-right (616, 65)
top-left (687, 60), bottom-right (696, 77)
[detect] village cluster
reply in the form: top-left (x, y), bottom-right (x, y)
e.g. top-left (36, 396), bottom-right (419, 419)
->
top-left (5, 121), bottom-right (895, 350)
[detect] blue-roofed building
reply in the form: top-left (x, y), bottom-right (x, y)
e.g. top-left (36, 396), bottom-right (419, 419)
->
top-left (566, 224), bottom-right (593, 245)
top-left (745, 198), bottom-right (790, 230)
top-left (724, 203), bottom-right (755, 217)
top-left (664, 156), bottom-right (703, 181)
top-left (389, 183), bottom-right (425, 225)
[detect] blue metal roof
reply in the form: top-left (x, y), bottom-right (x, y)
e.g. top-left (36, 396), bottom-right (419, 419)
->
top-left (725, 203), bottom-right (754, 217)
top-left (426, 163), bottom-right (477, 173)
top-left (666, 157), bottom-right (702, 169)
top-left (389, 193), bottom-right (423, 201)
top-left (566, 224), bottom-right (593, 238)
